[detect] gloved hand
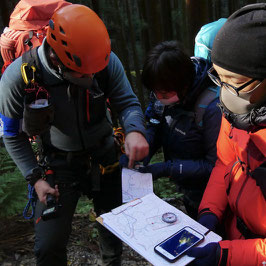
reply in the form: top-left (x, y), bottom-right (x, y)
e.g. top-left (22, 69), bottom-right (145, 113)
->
top-left (198, 213), bottom-right (219, 232)
top-left (142, 155), bottom-right (151, 166)
top-left (138, 161), bottom-right (172, 180)
top-left (186, 242), bottom-right (220, 266)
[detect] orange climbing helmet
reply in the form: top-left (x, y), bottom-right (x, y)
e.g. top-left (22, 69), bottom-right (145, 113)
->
top-left (47, 4), bottom-right (111, 74)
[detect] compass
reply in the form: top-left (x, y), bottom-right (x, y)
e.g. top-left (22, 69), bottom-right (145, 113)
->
top-left (162, 212), bottom-right (177, 223)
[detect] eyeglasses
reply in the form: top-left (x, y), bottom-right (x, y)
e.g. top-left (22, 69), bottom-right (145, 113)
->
top-left (207, 67), bottom-right (261, 96)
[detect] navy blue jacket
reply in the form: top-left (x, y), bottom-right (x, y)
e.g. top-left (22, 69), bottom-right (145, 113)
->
top-left (145, 57), bottom-right (222, 188)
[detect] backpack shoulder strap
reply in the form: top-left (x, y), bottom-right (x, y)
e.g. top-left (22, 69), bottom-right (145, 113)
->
top-left (94, 66), bottom-right (109, 94)
top-left (194, 86), bottom-right (220, 127)
top-left (22, 47), bottom-right (40, 68)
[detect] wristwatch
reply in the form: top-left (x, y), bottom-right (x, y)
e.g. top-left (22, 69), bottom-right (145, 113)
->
top-left (25, 167), bottom-right (44, 186)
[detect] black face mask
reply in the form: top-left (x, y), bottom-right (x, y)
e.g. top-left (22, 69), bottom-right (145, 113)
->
top-left (56, 63), bottom-right (93, 89)
top-left (218, 102), bottom-right (266, 132)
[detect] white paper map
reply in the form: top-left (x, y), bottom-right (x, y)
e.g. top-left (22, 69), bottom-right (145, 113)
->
top-left (100, 193), bottom-right (222, 266)
top-left (122, 168), bottom-right (153, 203)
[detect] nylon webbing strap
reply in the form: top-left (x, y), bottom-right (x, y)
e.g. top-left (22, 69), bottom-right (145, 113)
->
top-left (99, 161), bottom-right (119, 175)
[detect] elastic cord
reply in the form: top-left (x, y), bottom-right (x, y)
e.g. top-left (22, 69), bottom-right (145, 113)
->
top-left (23, 184), bottom-right (37, 219)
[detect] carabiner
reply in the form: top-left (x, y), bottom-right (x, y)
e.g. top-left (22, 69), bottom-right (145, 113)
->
top-left (21, 63), bottom-right (37, 85)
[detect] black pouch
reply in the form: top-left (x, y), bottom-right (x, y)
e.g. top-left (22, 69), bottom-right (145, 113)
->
top-left (23, 93), bottom-right (54, 136)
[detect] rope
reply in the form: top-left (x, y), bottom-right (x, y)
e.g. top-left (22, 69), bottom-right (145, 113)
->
top-left (23, 184), bottom-right (37, 219)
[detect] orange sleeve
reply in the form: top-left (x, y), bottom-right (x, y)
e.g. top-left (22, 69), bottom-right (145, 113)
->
top-left (219, 239), bottom-right (266, 265)
top-left (199, 117), bottom-right (236, 219)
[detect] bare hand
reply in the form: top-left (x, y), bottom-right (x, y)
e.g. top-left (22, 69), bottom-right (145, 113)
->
top-left (34, 179), bottom-right (59, 205)
top-left (124, 131), bottom-right (149, 168)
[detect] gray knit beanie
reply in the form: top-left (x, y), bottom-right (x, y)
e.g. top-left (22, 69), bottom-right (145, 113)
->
top-left (212, 3), bottom-right (266, 79)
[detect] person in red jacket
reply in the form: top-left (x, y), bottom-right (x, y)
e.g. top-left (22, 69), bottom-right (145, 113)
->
top-left (187, 3), bottom-right (266, 266)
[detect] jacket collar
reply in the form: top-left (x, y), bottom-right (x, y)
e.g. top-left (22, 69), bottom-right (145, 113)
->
top-left (220, 102), bottom-right (266, 133)
top-left (182, 57), bottom-right (212, 109)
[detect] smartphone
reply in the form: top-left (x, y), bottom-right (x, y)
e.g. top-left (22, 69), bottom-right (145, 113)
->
top-left (154, 226), bottom-right (204, 262)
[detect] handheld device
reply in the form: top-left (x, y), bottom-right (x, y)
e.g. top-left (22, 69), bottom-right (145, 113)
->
top-left (41, 170), bottom-right (61, 221)
top-left (154, 226), bottom-right (204, 262)
top-left (41, 193), bottom-right (60, 221)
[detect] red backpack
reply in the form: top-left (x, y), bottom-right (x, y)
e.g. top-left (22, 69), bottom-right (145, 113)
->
top-left (0, 0), bottom-right (71, 73)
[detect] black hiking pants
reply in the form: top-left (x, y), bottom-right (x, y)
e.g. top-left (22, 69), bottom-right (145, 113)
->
top-left (33, 140), bottom-right (122, 266)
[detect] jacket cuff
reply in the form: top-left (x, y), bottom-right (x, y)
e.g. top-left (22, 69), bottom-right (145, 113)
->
top-left (215, 243), bottom-right (221, 265)
top-left (125, 128), bottom-right (147, 139)
top-left (198, 208), bottom-right (217, 219)
top-left (217, 241), bottom-right (230, 266)
top-left (25, 166), bottom-right (44, 186)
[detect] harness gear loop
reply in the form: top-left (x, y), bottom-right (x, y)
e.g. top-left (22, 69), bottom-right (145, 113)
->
top-left (99, 161), bottom-right (119, 175)
top-left (21, 62), bottom-right (36, 85)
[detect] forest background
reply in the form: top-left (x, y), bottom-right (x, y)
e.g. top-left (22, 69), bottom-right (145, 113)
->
top-left (0, 0), bottom-right (263, 219)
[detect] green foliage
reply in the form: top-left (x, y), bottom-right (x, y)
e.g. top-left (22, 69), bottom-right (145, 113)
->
top-left (89, 227), bottom-right (99, 240)
top-left (75, 196), bottom-right (94, 214)
top-left (154, 178), bottom-right (182, 199)
top-left (0, 147), bottom-right (27, 218)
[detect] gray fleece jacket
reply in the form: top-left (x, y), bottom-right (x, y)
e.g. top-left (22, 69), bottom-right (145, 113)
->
top-left (0, 39), bottom-right (146, 177)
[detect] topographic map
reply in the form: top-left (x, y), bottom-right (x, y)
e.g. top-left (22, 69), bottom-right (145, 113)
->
top-left (100, 193), bottom-right (222, 266)
top-left (122, 168), bottom-right (153, 203)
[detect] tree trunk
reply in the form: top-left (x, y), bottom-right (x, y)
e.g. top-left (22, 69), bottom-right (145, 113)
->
top-left (228, 0), bottom-right (238, 13)
top-left (137, 0), bottom-right (151, 56)
top-left (144, 0), bottom-right (162, 47)
top-left (172, 0), bottom-right (182, 41)
top-left (178, 0), bottom-right (189, 50)
top-left (91, 0), bottom-right (101, 17)
top-left (185, 0), bottom-right (213, 55)
top-left (112, 0), bottom-right (133, 86)
top-left (185, 0), bottom-right (201, 55)
top-left (125, 0), bottom-right (145, 109)
top-left (213, 0), bottom-right (221, 20)
top-left (160, 0), bottom-right (173, 41)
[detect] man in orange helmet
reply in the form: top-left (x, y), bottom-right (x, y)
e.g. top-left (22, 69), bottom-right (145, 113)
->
top-left (0, 4), bottom-right (148, 266)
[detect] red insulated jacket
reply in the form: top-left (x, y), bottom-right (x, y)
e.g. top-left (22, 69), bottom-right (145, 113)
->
top-left (199, 116), bottom-right (266, 265)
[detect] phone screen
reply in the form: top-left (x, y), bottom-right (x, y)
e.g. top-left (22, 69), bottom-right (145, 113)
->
top-left (154, 226), bottom-right (204, 261)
